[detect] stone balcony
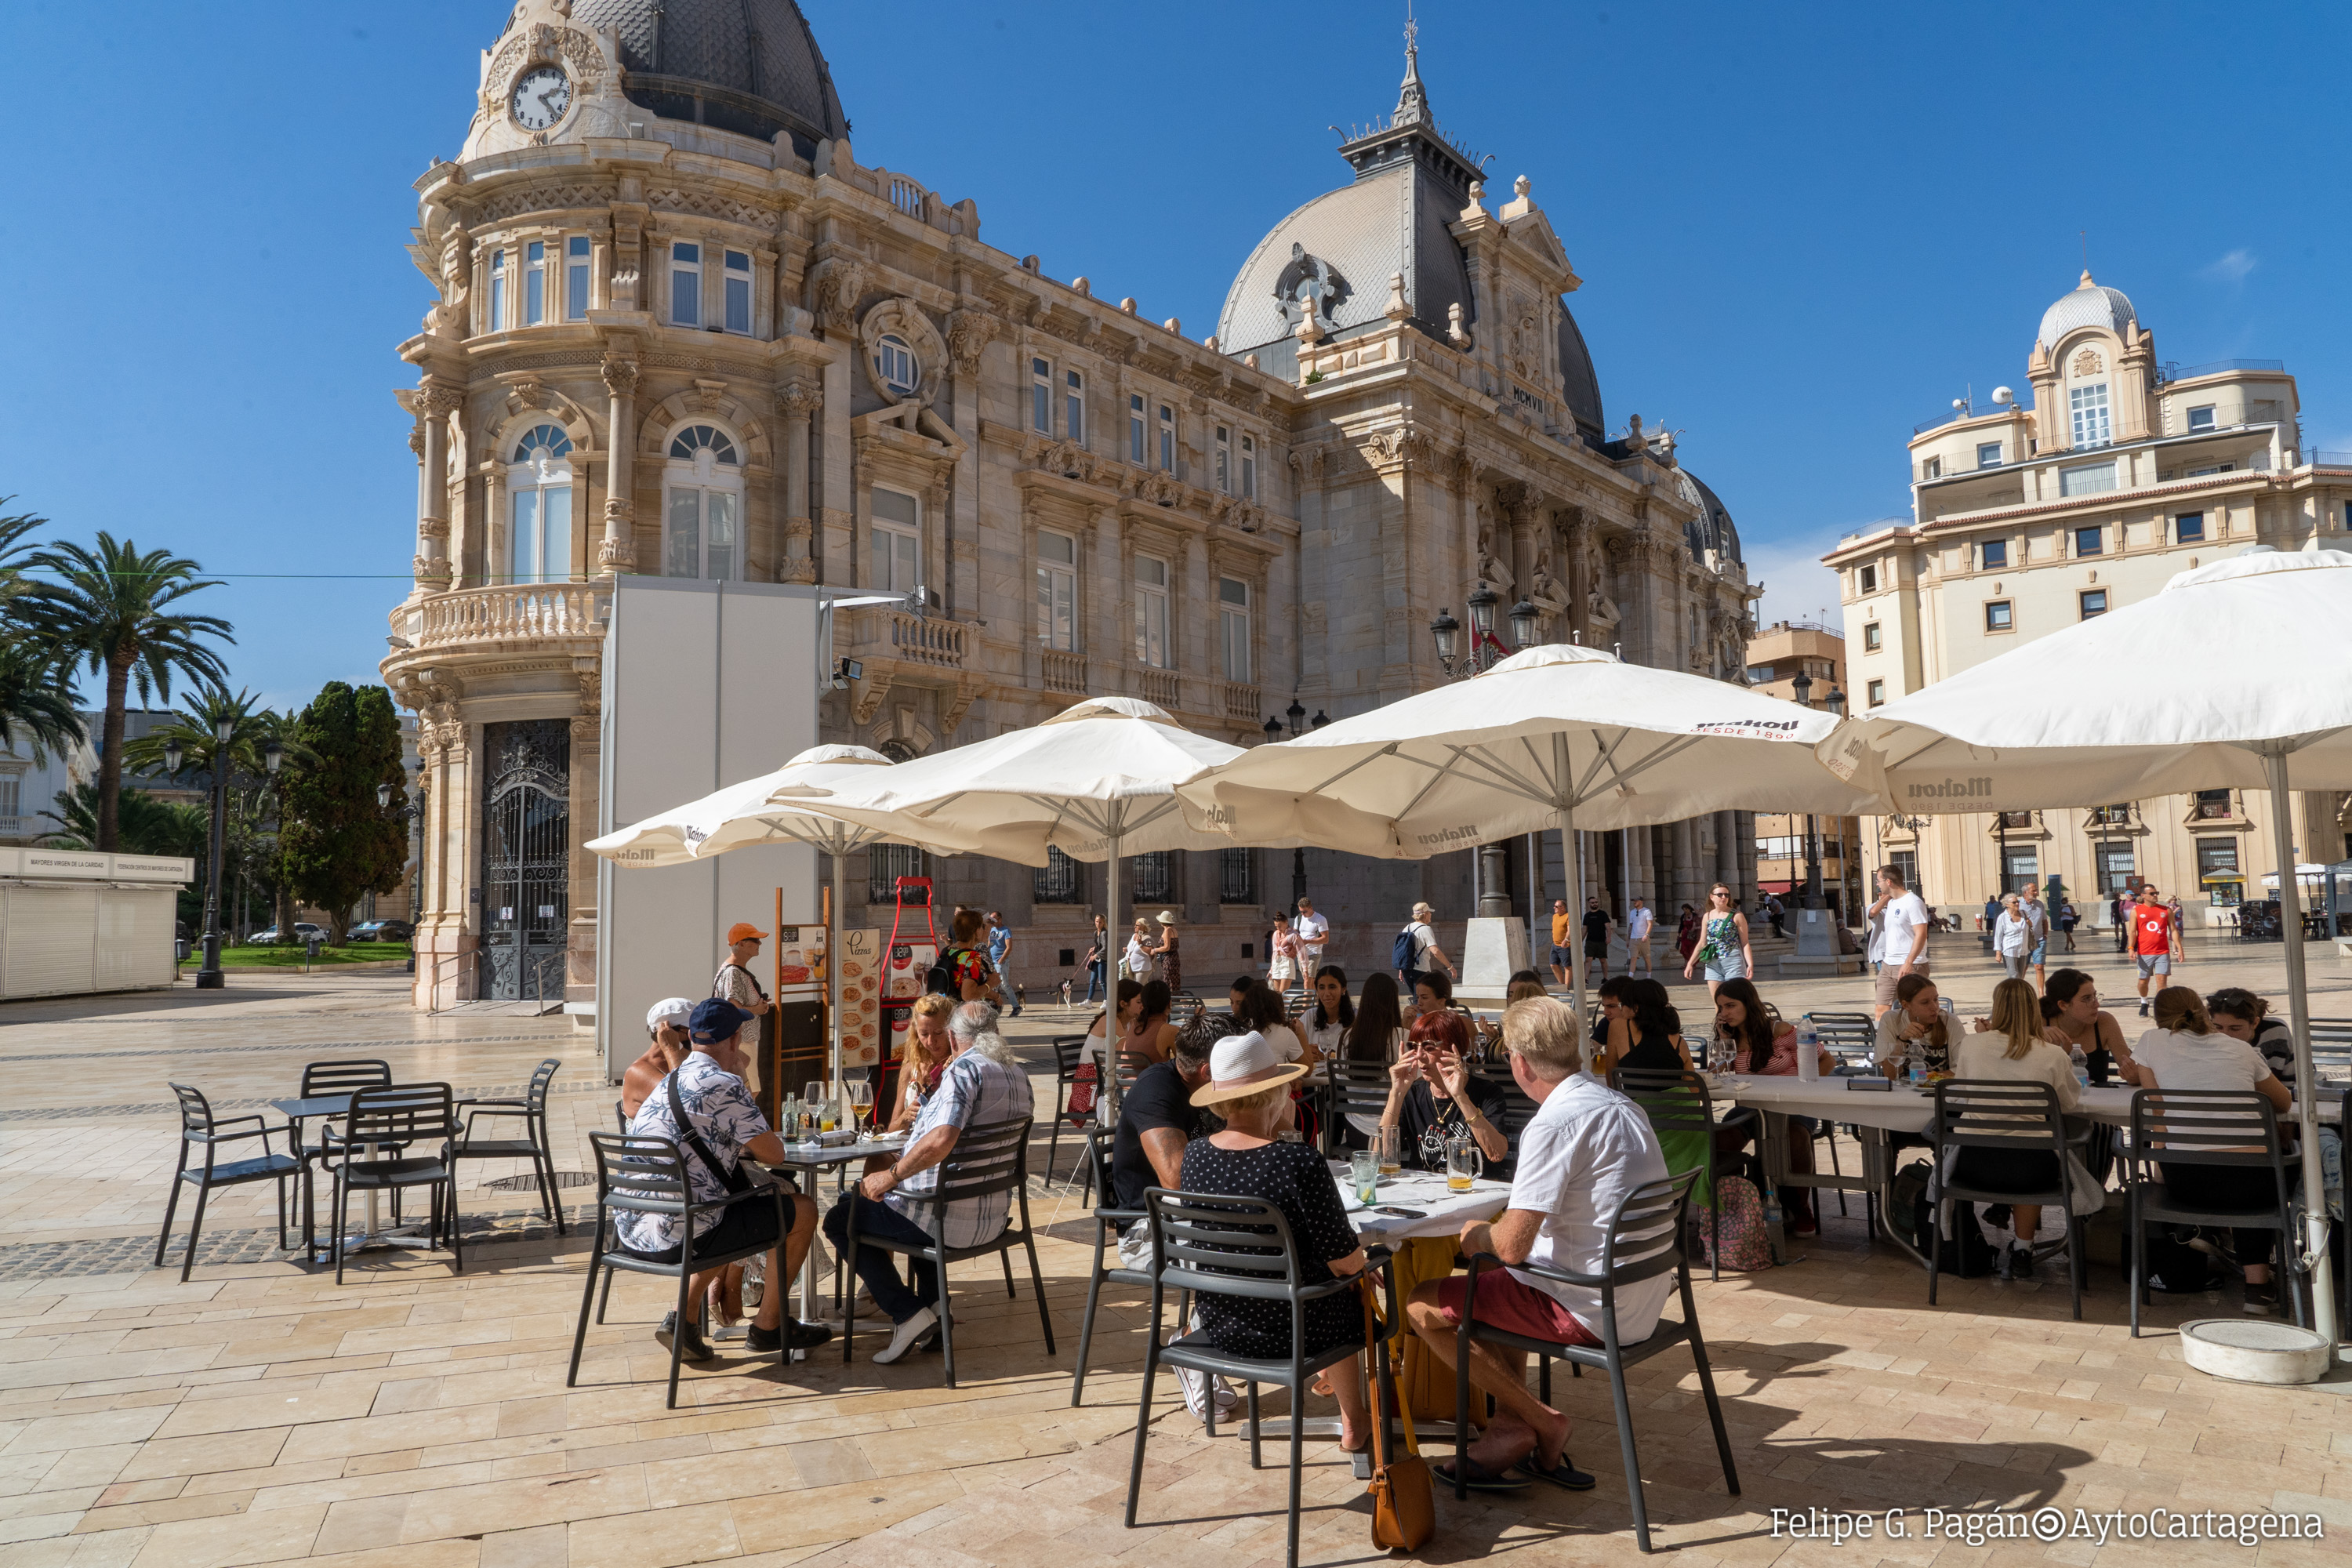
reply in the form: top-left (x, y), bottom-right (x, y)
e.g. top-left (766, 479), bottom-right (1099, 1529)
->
top-left (383, 583), bottom-right (613, 706)
top-left (846, 607), bottom-right (984, 731)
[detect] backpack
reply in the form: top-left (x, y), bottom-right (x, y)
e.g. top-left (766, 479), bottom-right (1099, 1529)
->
top-left (1703, 1176), bottom-right (1775, 1272)
top-left (1391, 924), bottom-right (1423, 974)
top-left (927, 945), bottom-right (975, 997)
top-left (1887, 1160), bottom-right (1934, 1247)
top-left (1914, 1189), bottom-right (1994, 1276)
top-left (2130, 1224), bottom-right (2213, 1294)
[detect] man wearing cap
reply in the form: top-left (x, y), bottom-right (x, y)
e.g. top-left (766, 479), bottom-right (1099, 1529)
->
top-left (619, 1000), bottom-right (833, 1363)
top-left (825, 1000), bottom-right (1033, 1365)
top-left (713, 924), bottom-right (775, 1096)
top-left (622, 997), bottom-right (695, 1119)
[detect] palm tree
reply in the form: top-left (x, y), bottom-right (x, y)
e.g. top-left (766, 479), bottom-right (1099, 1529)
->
top-left (39, 782), bottom-right (209, 860)
top-left (16, 535), bottom-right (233, 853)
top-left (0, 505), bottom-right (85, 761)
top-left (122, 688), bottom-right (308, 785)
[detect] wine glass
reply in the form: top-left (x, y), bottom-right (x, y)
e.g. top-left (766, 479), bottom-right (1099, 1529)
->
top-left (847, 1079), bottom-right (874, 1136)
top-left (801, 1080), bottom-right (825, 1137)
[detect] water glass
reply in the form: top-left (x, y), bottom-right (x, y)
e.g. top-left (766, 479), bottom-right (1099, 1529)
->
top-left (1349, 1150), bottom-right (1380, 1206)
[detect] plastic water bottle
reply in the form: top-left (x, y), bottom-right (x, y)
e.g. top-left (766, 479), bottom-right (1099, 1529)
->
top-left (1796, 1020), bottom-right (1821, 1082)
top-left (2069, 1042), bottom-right (2090, 1091)
top-left (1761, 1192), bottom-right (1788, 1263)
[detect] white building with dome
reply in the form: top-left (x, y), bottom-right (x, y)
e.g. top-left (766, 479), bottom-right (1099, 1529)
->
top-left (383, 1), bottom-right (1762, 1011)
top-left (1826, 271), bottom-right (2352, 921)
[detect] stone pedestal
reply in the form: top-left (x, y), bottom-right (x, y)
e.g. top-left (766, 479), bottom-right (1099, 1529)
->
top-left (1457, 916), bottom-right (1533, 1003)
top-left (1777, 904), bottom-right (1860, 977)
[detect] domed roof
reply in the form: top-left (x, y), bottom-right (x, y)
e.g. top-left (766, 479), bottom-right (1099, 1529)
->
top-left (1555, 307), bottom-right (1605, 445)
top-left (2037, 270), bottom-right (2137, 350)
top-left (1676, 469), bottom-right (1740, 568)
top-left (567, 0), bottom-right (848, 151)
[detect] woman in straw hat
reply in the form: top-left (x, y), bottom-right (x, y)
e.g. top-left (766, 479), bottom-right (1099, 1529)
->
top-left (1178, 1032), bottom-right (1374, 1458)
top-left (1149, 909), bottom-right (1183, 996)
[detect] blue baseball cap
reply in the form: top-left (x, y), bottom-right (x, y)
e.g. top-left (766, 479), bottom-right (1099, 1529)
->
top-left (689, 998), bottom-right (751, 1043)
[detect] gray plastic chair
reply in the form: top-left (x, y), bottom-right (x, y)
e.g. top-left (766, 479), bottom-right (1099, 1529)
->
top-left (156, 1083), bottom-right (303, 1282)
top-left (454, 1058), bottom-right (566, 1235)
top-left (2125, 1087), bottom-right (2303, 1335)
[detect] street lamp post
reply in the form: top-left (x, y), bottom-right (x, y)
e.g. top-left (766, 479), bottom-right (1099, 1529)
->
top-left (380, 756), bottom-right (425, 972)
top-left (1259, 699), bottom-right (1329, 908)
top-left (193, 714), bottom-right (236, 989)
top-left (1428, 588), bottom-right (1540, 917)
top-left (1791, 671), bottom-right (1824, 913)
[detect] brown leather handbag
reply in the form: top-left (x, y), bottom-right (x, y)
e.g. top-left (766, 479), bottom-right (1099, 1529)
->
top-left (1362, 1279), bottom-right (1435, 1550)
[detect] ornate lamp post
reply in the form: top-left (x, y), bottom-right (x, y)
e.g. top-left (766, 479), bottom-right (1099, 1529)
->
top-left (1789, 671), bottom-right (1826, 913)
top-left (1430, 586), bottom-right (1541, 915)
top-left (193, 713), bottom-right (236, 989)
top-left (1260, 699), bottom-right (1330, 908)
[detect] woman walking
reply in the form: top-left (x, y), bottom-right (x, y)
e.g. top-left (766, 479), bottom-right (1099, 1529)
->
top-left (1149, 910), bottom-right (1183, 996)
top-left (1682, 883), bottom-right (1753, 998)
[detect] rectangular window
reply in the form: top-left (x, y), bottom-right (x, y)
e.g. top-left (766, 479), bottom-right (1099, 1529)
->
top-left (1890, 849), bottom-right (1918, 893)
top-left (1033, 846), bottom-right (1082, 905)
top-left (2096, 844), bottom-right (2136, 895)
top-left (2176, 512), bottom-right (2205, 543)
top-left (524, 241), bottom-right (546, 325)
top-left (2187, 463), bottom-right (2233, 477)
top-left (662, 485), bottom-right (735, 580)
top-left (2073, 524), bottom-right (2104, 556)
top-left (1863, 622), bottom-right (1882, 651)
top-left (1035, 530), bottom-right (1076, 651)
top-left (723, 249), bottom-right (752, 335)
top-left (1214, 426), bottom-right (1232, 494)
top-left (2070, 381), bottom-right (2111, 448)
top-left (1980, 539), bottom-right (2008, 569)
top-left (1134, 556), bottom-right (1171, 668)
top-left (1219, 848), bottom-right (1258, 905)
top-left (1065, 369), bottom-right (1084, 444)
top-left (2188, 405), bottom-right (2216, 432)
top-left (869, 487), bottom-right (920, 594)
top-left (2060, 463), bottom-right (2115, 497)
top-left (2080, 589), bottom-right (2108, 619)
top-left (0, 775), bottom-right (17, 822)
top-left (1922, 456), bottom-right (1941, 480)
top-left (1976, 441), bottom-right (2002, 469)
top-left (1241, 434), bottom-right (1257, 499)
top-left (1218, 576), bottom-right (1251, 681)
top-left (2002, 848), bottom-right (2038, 895)
top-left (1131, 851), bottom-right (1173, 902)
top-left (1129, 394), bottom-right (1145, 463)
top-left (488, 249), bottom-right (506, 331)
top-left (565, 236), bottom-right (591, 319)
top-left (1745, 664), bottom-right (1773, 684)
top-left (1031, 358), bottom-right (1052, 433)
top-left (2194, 787), bottom-right (2233, 819)
top-left (1984, 600), bottom-right (2013, 633)
top-left (1159, 405), bottom-right (1175, 472)
top-left (869, 843), bottom-right (926, 906)
top-left (1859, 565), bottom-right (1878, 593)
top-left (670, 242), bottom-right (700, 327)
top-left (1867, 679), bottom-right (1886, 706)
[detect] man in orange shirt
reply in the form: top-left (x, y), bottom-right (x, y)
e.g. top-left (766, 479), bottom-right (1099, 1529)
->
top-left (2130, 884), bottom-right (2180, 1017)
top-left (1548, 898), bottom-right (1573, 986)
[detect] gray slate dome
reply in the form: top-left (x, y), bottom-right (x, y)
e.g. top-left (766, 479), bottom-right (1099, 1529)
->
top-left (2038, 270), bottom-right (2136, 350)
top-left (1677, 470), bottom-right (1740, 568)
top-left (565, 0), bottom-right (848, 152)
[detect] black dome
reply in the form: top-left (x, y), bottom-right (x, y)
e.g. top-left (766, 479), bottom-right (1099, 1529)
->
top-left (566, 0), bottom-right (849, 152)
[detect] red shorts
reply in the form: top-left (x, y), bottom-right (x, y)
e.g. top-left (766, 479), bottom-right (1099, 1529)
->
top-left (1434, 1270), bottom-right (1602, 1347)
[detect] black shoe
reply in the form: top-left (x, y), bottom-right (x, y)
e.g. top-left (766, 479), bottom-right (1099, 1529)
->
top-left (2139, 1000), bottom-right (2151, 1018)
top-left (2244, 1280), bottom-right (2280, 1316)
top-left (656, 1312), bottom-right (715, 1363)
top-left (748, 1319), bottom-right (834, 1352)
top-left (2009, 1244), bottom-right (2034, 1281)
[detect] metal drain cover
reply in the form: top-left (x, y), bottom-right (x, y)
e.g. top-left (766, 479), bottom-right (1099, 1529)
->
top-left (2178, 1318), bottom-right (2336, 1385)
top-left (485, 1171), bottom-right (595, 1190)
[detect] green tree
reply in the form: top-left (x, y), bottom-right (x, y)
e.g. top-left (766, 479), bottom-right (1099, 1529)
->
top-left (40, 782), bottom-right (209, 861)
top-left (278, 682), bottom-right (407, 942)
top-left (0, 506), bottom-right (85, 760)
top-left (16, 535), bottom-right (232, 853)
top-left (122, 689), bottom-right (314, 940)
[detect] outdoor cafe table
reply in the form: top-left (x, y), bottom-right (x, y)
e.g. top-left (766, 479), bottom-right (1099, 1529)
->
top-left (1712, 1073), bottom-right (2344, 1265)
top-left (752, 1131), bottom-right (911, 1335)
top-left (269, 1094), bottom-right (428, 1262)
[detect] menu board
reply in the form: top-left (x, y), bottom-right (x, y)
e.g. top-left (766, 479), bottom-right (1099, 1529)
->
top-left (878, 938), bottom-right (938, 1065)
top-left (773, 923), bottom-right (826, 1003)
top-left (835, 927), bottom-right (883, 1067)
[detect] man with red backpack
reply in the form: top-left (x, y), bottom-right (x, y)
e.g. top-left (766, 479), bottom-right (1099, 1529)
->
top-left (2130, 884), bottom-right (2180, 1018)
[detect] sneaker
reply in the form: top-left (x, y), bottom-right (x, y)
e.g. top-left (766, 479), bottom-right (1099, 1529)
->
top-left (2009, 1244), bottom-right (2034, 1281)
top-left (748, 1319), bottom-right (835, 1353)
top-left (655, 1312), bottom-right (715, 1363)
top-left (2139, 1000), bottom-right (2151, 1018)
top-left (2244, 1280), bottom-right (2280, 1316)
top-left (1178, 1367), bottom-right (1241, 1421)
top-left (872, 1306), bottom-right (938, 1365)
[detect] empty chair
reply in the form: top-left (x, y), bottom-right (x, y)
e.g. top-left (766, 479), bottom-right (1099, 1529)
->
top-left (1319, 1061), bottom-right (1391, 1157)
top-left (1044, 1034), bottom-right (1094, 1184)
top-left (155, 1084), bottom-right (303, 1283)
top-left (454, 1058), bottom-right (567, 1235)
top-left (1069, 1124), bottom-right (1162, 1407)
top-left (320, 1083), bottom-right (464, 1285)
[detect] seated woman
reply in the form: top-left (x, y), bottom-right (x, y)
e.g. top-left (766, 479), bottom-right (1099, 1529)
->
top-left (1952, 977), bottom-right (2082, 1281)
top-left (1301, 966), bottom-right (1353, 1061)
top-left (1410, 967), bottom-right (1454, 1019)
top-left (887, 995), bottom-right (957, 1131)
top-left (2039, 968), bottom-right (2126, 1080)
top-left (1875, 972), bottom-right (1955, 1078)
top-left (2122, 986), bottom-right (2294, 1315)
top-left (1120, 979), bottom-right (1181, 1070)
top-left (1380, 1008), bottom-right (1512, 1178)
top-left (1080, 979), bottom-right (1143, 1122)
top-left (1334, 971), bottom-right (1408, 1145)
top-left (1592, 976), bottom-right (1692, 1077)
top-left (1714, 978), bottom-right (1829, 1233)
top-left (1226, 974), bottom-right (1257, 1019)
top-left (1236, 979), bottom-right (1316, 1066)
top-left (1179, 1033), bottom-right (1374, 1457)
top-left (2205, 987), bottom-right (2296, 1083)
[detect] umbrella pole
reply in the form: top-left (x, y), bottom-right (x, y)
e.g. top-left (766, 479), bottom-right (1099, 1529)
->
top-left (1555, 732), bottom-right (1586, 1041)
top-left (1105, 814), bottom-right (1122, 1005)
top-left (2263, 746), bottom-right (2338, 1345)
top-left (830, 835), bottom-right (847, 1098)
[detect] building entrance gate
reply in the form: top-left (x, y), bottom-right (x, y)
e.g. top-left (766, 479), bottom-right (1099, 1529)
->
top-left (481, 719), bottom-right (569, 1003)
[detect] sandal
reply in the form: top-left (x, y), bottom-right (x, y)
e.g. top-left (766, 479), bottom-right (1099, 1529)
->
top-left (1515, 1452), bottom-right (1596, 1492)
top-left (1432, 1456), bottom-right (1530, 1493)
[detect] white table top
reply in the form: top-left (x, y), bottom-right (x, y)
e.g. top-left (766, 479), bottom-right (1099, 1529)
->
top-left (1332, 1162), bottom-right (1511, 1243)
top-left (1713, 1073), bottom-right (2339, 1134)
top-left (758, 1133), bottom-right (906, 1170)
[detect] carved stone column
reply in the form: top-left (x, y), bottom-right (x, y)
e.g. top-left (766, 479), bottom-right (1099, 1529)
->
top-left (598, 355), bottom-right (639, 574)
top-left (568, 658), bottom-right (602, 1009)
top-left (413, 381), bottom-right (463, 596)
top-left (1563, 512), bottom-right (1592, 644)
top-left (778, 379), bottom-right (818, 583)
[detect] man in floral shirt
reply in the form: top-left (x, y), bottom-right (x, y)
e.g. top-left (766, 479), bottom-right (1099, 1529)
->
top-left (620, 1000), bottom-right (830, 1363)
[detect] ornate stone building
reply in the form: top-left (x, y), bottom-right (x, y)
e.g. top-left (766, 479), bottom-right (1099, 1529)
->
top-left (383, 0), bottom-right (1760, 1011)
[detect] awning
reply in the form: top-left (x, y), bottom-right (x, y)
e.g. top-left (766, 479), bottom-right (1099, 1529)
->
top-left (1757, 880), bottom-right (1798, 895)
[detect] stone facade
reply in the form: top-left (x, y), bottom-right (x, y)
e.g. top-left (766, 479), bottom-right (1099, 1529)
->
top-left (383, 2), bottom-right (1760, 1012)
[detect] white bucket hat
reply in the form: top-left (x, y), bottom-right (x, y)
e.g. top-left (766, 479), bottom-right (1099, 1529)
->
top-left (644, 996), bottom-right (695, 1033)
top-left (1189, 1029), bottom-right (1311, 1109)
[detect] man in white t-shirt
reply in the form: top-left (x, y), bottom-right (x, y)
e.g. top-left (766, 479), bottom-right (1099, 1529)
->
top-left (1624, 898), bottom-right (1655, 975)
top-left (2018, 881), bottom-right (2050, 989)
top-left (1290, 897), bottom-right (1329, 975)
top-left (1864, 864), bottom-right (1931, 1018)
top-left (1405, 997), bottom-right (1668, 1490)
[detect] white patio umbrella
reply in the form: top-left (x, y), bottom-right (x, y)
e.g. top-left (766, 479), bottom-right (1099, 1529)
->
top-left (782, 697), bottom-right (1272, 990)
top-left (1821, 546), bottom-right (2352, 1341)
top-left (586, 744), bottom-right (975, 1091)
top-left (1174, 644), bottom-right (1880, 1025)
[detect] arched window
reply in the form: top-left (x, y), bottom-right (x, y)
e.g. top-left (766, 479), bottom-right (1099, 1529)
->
top-left (874, 334), bottom-right (918, 398)
top-left (663, 423), bottom-right (742, 580)
top-left (506, 424), bottom-right (574, 583)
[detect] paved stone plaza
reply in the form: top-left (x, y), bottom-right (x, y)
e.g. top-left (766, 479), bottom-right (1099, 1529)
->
top-left (3, 936), bottom-right (2350, 1567)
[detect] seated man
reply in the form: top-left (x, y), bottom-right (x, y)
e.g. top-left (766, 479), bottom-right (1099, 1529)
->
top-left (622, 996), bottom-right (694, 1119)
top-left (619, 1000), bottom-right (833, 1363)
top-left (1405, 996), bottom-right (1669, 1494)
top-left (825, 1000), bottom-right (1035, 1364)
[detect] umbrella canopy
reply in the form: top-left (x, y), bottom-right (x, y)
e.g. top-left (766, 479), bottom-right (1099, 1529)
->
top-left (1822, 546), bottom-right (2352, 1350)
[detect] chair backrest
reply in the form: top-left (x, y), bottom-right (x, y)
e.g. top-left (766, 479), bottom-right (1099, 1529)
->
top-left (906, 1116), bottom-right (1032, 1215)
top-left (1051, 1035), bottom-right (1088, 1077)
top-left (1616, 1068), bottom-right (1715, 1135)
top-left (1806, 1011), bottom-right (1873, 1031)
top-left (1082, 1123), bottom-right (1124, 1213)
top-left (301, 1058), bottom-right (392, 1098)
top-left (1468, 1067), bottom-right (1539, 1136)
top-left (588, 1130), bottom-right (689, 1217)
top-left (613, 1099), bottom-right (629, 1134)
top-left (1930, 1079), bottom-right (2064, 1156)
top-left (2307, 1019), bottom-right (2352, 1080)
top-left (1599, 1167), bottom-right (1700, 1293)
top-left (168, 1082), bottom-right (216, 1136)
top-left (1320, 1061), bottom-right (1392, 1154)
top-left (524, 1058), bottom-right (561, 1112)
top-left (345, 1083), bottom-right (458, 1146)
top-left (2128, 1088), bottom-right (2284, 1169)
top-left (1145, 1186), bottom-right (1310, 1303)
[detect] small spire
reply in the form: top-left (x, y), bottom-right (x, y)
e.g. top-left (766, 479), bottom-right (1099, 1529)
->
top-left (1396, 4), bottom-right (1428, 125)
top-left (2078, 268), bottom-right (2096, 289)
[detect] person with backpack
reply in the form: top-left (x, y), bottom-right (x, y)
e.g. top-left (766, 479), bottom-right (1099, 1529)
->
top-left (1394, 901), bottom-right (1454, 995)
top-left (711, 922), bottom-right (775, 1098)
top-left (932, 908), bottom-right (1006, 1007)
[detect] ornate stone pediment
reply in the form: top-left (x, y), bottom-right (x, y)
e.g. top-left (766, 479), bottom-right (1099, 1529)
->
top-left (1025, 434), bottom-right (1098, 483)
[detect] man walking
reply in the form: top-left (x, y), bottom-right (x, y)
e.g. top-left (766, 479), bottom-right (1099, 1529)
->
top-left (712, 922), bottom-right (775, 1098)
top-left (1548, 898), bottom-right (1572, 987)
top-left (1625, 897), bottom-right (1655, 976)
top-left (1291, 897), bottom-right (1329, 976)
top-left (1865, 864), bottom-right (1931, 1020)
top-left (2111, 887), bottom-right (2132, 953)
top-left (1581, 896), bottom-right (1613, 984)
top-left (2019, 880), bottom-right (2050, 989)
top-left (984, 911), bottom-right (1018, 1015)
top-left (2131, 884), bottom-right (2179, 1016)
top-left (1398, 902), bottom-right (1455, 994)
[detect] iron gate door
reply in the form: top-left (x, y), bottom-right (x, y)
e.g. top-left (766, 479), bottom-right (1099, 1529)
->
top-left (480, 719), bottom-right (570, 1002)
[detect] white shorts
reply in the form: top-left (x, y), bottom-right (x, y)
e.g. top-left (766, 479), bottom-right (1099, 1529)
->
top-left (2136, 953), bottom-right (2172, 978)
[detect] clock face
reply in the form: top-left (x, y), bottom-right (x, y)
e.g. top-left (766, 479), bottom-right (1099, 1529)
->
top-left (510, 66), bottom-right (572, 131)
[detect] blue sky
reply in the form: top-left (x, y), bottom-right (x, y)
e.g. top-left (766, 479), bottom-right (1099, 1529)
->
top-left (3, 0), bottom-right (2346, 710)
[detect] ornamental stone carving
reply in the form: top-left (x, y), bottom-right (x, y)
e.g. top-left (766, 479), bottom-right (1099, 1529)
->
top-left (946, 309), bottom-right (999, 377)
top-left (600, 355), bottom-right (640, 397)
top-left (597, 535), bottom-right (636, 572)
top-left (807, 256), bottom-right (869, 332)
top-left (777, 381), bottom-right (821, 419)
top-left (1026, 434), bottom-right (1097, 482)
top-left (858, 297), bottom-right (946, 406)
top-left (1363, 426), bottom-right (1432, 470)
top-left (1135, 471), bottom-right (1184, 509)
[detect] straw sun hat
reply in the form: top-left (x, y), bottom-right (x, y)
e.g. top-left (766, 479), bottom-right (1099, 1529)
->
top-left (1155, 910), bottom-right (1178, 925)
top-left (1189, 1030), bottom-right (1311, 1109)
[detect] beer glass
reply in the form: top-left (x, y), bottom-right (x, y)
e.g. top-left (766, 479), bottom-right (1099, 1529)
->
top-left (1373, 1126), bottom-right (1403, 1178)
top-left (1445, 1131), bottom-right (1484, 1193)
